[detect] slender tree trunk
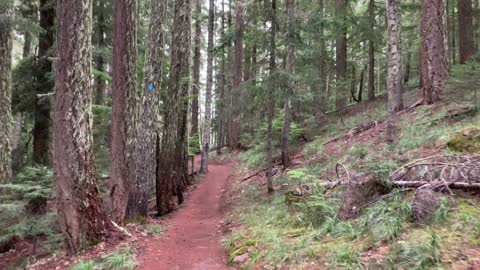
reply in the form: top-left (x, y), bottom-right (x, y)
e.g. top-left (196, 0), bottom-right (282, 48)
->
top-left (216, 0), bottom-right (226, 155)
top-left (32, 0), bottom-right (55, 166)
top-left (450, 0), bottom-right (457, 65)
top-left (404, 39), bottom-right (412, 84)
top-left (201, 0), bottom-right (215, 173)
top-left (229, 0), bottom-right (244, 149)
top-left (421, 0), bottom-right (449, 104)
top-left (131, 0), bottom-right (165, 220)
top-left (358, 67), bottom-right (364, 101)
top-left (191, 0), bottom-right (202, 136)
top-left (267, 0), bottom-right (276, 193)
top-left (335, 0), bottom-right (348, 112)
top-left (281, 0), bottom-right (295, 169)
top-left (367, 0), bottom-right (375, 100)
top-left (95, 9), bottom-right (107, 105)
top-left (458, 0), bottom-right (474, 63)
top-left (0, 0), bottom-right (13, 183)
top-left (386, 0), bottom-right (403, 143)
top-left (111, 0), bottom-right (138, 223)
top-left (54, 0), bottom-right (114, 254)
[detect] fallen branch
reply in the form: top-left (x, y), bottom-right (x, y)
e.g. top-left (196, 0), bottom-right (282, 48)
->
top-left (324, 120), bottom-right (384, 145)
top-left (111, 221), bottom-right (132, 238)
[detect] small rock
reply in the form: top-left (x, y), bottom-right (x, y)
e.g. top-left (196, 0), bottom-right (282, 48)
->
top-left (233, 253), bottom-right (249, 264)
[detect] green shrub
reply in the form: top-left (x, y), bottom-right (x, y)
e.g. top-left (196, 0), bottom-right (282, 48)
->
top-left (332, 245), bottom-right (366, 270)
top-left (70, 260), bottom-right (96, 270)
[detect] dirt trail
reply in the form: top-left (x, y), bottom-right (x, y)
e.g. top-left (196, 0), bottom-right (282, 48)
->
top-left (137, 160), bottom-right (233, 270)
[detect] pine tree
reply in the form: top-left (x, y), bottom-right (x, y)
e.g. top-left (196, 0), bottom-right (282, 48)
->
top-left (367, 0), bottom-right (375, 100)
top-left (266, 0), bottom-right (276, 193)
top-left (421, 0), bottom-right (449, 104)
top-left (53, 0), bottom-right (113, 254)
top-left (158, 0), bottom-right (191, 215)
top-left (32, 0), bottom-right (55, 166)
top-left (111, 0), bottom-right (138, 223)
top-left (132, 0), bottom-right (166, 220)
top-left (335, 0), bottom-right (347, 111)
top-left (201, 0), bottom-right (214, 173)
top-left (216, 0), bottom-right (227, 155)
top-left (386, 0), bottom-right (403, 143)
top-left (0, 0), bottom-right (13, 183)
top-left (458, 0), bottom-right (474, 63)
top-left (192, 0), bottom-right (202, 137)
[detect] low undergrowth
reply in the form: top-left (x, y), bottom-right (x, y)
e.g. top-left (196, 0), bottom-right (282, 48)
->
top-left (69, 245), bottom-right (137, 270)
top-left (227, 74), bottom-right (480, 269)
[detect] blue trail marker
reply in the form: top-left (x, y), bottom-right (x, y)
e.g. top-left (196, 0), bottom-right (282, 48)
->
top-left (148, 83), bottom-right (154, 92)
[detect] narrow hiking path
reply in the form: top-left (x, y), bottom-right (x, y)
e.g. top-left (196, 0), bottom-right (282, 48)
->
top-left (137, 160), bottom-right (234, 270)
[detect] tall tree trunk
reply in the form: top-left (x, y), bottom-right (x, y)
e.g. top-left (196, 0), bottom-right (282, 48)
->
top-left (367, 0), bottom-right (375, 100)
top-left (191, 0), bottom-right (202, 136)
top-left (281, 0), bottom-right (295, 169)
top-left (32, 0), bottom-right (55, 166)
top-left (450, 0), bottom-right (457, 64)
top-left (267, 0), bottom-right (276, 193)
top-left (386, 0), bottom-right (403, 143)
top-left (201, 0), bottom-right (215, 173)
top-left (0, 0), bottom-right (13, 183)
top-left (95, 8), bottom-right (107, 105)
top-left (335, 0), bottom-right (348, 112)
top-left (228, 0), bottom-right (244, 149)
top-left (404, 38), bottom-right (412, 84)
top-left (158, 0), bottom-right (191, 215)
top-left (421, 0), bottom-right (449, 104)
top-left (54, 0), bottom-right (113, 254)
top-left (131, 0), bottom-right (165, 220)
top-left (111, 0), bottom-right (138, 223)
top-left (458, 0), bottom-right (474, 63)
top-left (216, 0), bottom-right (226, 155)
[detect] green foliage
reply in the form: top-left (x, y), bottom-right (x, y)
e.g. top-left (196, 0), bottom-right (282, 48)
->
top-left (92, 105), bottom-right (112, 177)
top-left (144, 224), bottom-right (164, 236)
top-left (239, 145), bottom-right (267, 170)
top-left (70, 246), bottom-right (137, 270)
top-left (332, 245), bottom-right (365, 270)
top-left (0, 166), bottom-right (57, 250)
top-left (433, 197), bottom-right (450, 224)
top-left (388, 231), bottom-right (442, 270)
top-left (360, 194), bottom-right (412, 242)
top-left (188, 133), bottom-right (201, 156)
top-left (70, 260), bottom-right (96, 270)
top-left (449, 62), bottom-right (480, 108)
top-left (303, 140), bottom-right (324, 159)
top-left (349, 145), bottom-right (369, 160)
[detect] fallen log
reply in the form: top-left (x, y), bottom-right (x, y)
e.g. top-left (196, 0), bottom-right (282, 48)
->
top-left (323, 120), bottom-right (384, 145)
top-left (392, 181), bottom-right (480, 190)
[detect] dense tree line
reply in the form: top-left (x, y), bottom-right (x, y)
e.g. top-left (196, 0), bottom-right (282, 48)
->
top-left (0, 0), bottom-right (479, 254)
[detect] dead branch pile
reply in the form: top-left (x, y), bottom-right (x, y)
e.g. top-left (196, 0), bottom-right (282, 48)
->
top-left (390, 155), bottom-right (480, 192)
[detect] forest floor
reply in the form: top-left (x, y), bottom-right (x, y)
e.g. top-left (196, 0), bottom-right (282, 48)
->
top-left (136, 159), bottom-right (234, 270)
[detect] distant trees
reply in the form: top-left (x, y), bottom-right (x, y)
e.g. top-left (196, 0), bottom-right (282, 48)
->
top-left (53, 0), bottom-right (113, 254)
top-left (0, 0), bottom-right (13, 183)
top-left (421, 0), bottom-right (449, 104)
top-left (458, 0), bottom-right (474, 63)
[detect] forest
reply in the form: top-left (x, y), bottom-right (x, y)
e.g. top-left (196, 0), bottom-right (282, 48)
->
top-left (1, 0), bottom-right (480, 269)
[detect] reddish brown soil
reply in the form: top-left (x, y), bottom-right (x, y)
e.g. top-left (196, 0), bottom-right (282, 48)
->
top-left (136, 161), bottom-right (234, 270)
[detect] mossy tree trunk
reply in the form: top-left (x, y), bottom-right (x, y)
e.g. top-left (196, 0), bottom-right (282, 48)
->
top-left (0, 0), bottom-right (13, 183)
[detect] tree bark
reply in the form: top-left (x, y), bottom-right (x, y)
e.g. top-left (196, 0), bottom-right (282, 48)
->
top-left (0, 0), bottom-right (13, 183)
top-left (386, 0), bottom-right (403, 143)
top-left (158, 0), bottom-right (191, 215)
top-left (201, 0), bottom-right (215, 173)
top-left (335, 0), bottom-right (348, 112)
top-left (228, 0), bottom-right (244, 149)
top-left (367, 0), bottom-right (375, 100)
top-left (191, 0), bottom-right (202, 136)
top-left (111, 0), bottom-right (138, 223)
top-left (216, 0), bottom-right (226, 155)
top-left (32, 0), bottom-right (55, 166)
top-left (421, 0), bottom-right (449, 104)
top-left (54, 0), bottom-right (113, 254)
top-left (281, 0), bottom-right (295, 169)
top-left (130, 0), bottom-right (165, 220)
top-left (458, 0), bottom-right (474, 63)
top-left (267, 0), bottom-right (276, 193)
